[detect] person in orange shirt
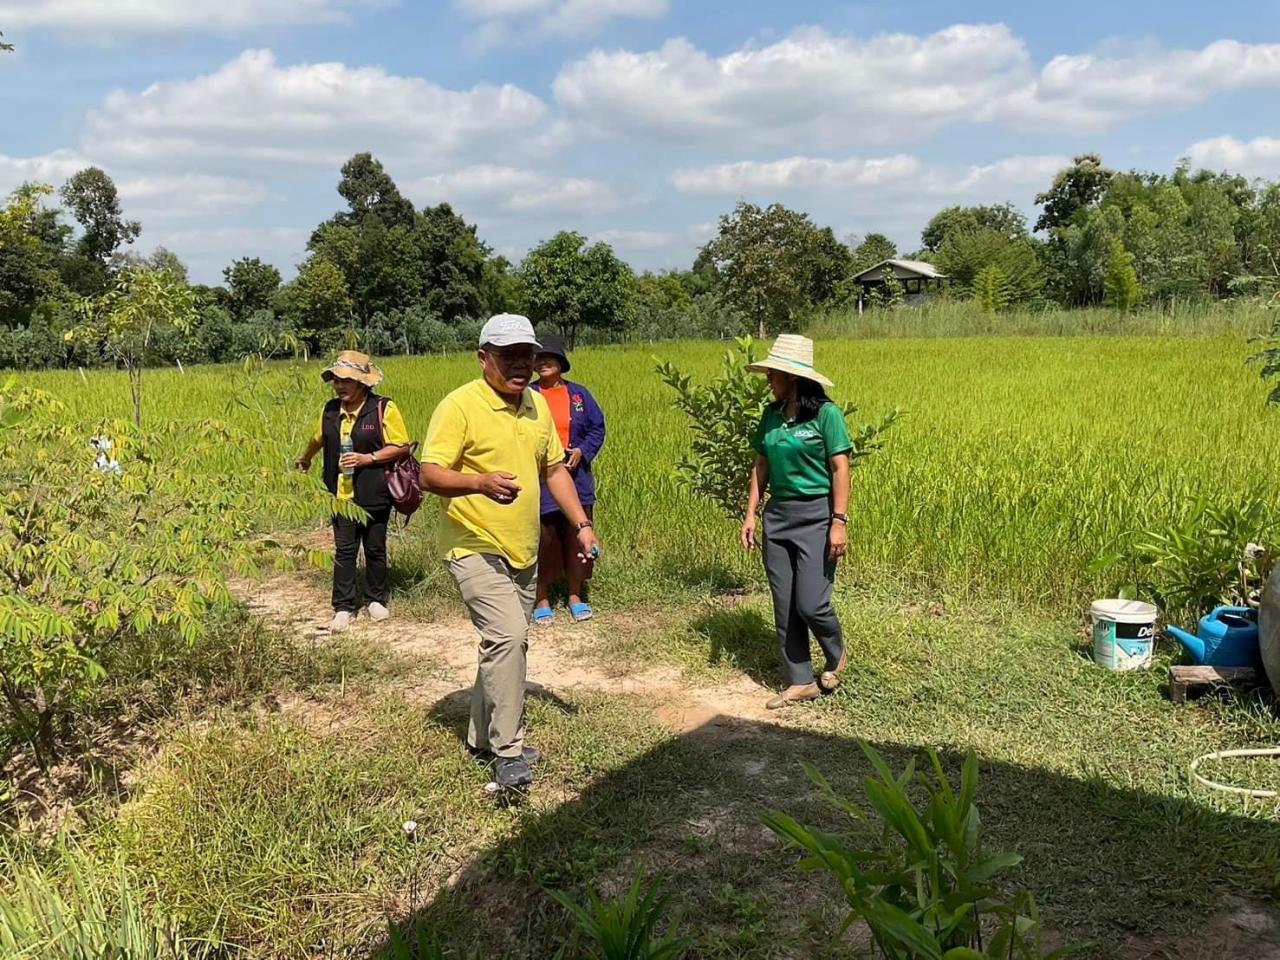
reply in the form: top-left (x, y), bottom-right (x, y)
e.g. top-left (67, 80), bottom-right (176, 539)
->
top-left (530, 334), bottom-right (607, 625)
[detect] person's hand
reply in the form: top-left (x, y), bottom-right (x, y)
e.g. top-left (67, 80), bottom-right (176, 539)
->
top-left (475, 472), bottom-right (522, 503)
top-left (575, 525), bottom-right (601, 562)
top-left (295, 455), bottom-right (312, 472)
top-left (340, 452), bottom-right (369, 472)
top-left (828, 521), bottom-right (847, 561)
top-left (740, 515), bottom-right (757, 551)
top-left (566, 448), bottom-right (584, 471)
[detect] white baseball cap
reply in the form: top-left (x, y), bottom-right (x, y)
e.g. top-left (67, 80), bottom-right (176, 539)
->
top-left (479, 313), bottom-right (541, 349)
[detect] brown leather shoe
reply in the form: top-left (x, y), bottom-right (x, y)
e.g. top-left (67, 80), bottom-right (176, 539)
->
top-left (766, 683), bottom-right (821, 710)
top-left (818, 652), bottom-right (848, 693)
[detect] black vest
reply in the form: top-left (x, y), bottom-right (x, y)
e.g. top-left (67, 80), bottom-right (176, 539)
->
top-left (321, 394), bottom-right (391, 510)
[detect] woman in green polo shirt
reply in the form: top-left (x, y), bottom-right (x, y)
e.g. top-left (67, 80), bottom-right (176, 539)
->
top-left (741, 335), bottom-right (852, 709)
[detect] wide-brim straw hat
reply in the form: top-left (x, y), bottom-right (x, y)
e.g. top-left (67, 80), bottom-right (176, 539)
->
top-left (321, 350), bottom-right (384, 387)
top-left (746, 335), bottom-right (834, 388)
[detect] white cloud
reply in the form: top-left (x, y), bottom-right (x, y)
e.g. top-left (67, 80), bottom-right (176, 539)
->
top-left (555, 25), bottom-right (1031, 147)
top-left (590, 228), bottom-right (673, 250)
top-left (0, 149), bottom-right (92, 196)
top-left (671, 153), bottom-right (1066, 197)
top-left (555, 26), bottom-right (1280, 147)
top-left (118, 174), bottom-right (270, 219)
top-left (143, 226), bottom-right (312, 280)
top-left (0, 0), bottom-right (384, 33)
top-left (1001, 40), bottom-right (1280, 130)
top-left (412, 164), bottom-right (619, 216)
top-left (1184, 136), bottom-right (1280, 180)
top-left (455, 0), bottom-right (667, 45)
top-left (671, 155), bottom-right (923, 193)
top-left (83, 49), bottom-right (549, 173)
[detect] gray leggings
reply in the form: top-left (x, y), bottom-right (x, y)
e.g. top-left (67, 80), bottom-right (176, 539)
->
top-left (763, 497), bottom-right (844, 685)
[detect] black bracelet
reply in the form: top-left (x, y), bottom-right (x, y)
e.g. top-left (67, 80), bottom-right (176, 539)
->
top-left (577, 520), bottom-right (594, 531)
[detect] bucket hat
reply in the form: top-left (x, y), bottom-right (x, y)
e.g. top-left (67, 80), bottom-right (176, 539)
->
top-left (480, 313), bottom-right (541, 349)
top-left (321, 350), bottom-right (383, 387)
top-left (746, 335), bottom-right (834, 388)
top-left (535, 333), bottom-right (571, 374)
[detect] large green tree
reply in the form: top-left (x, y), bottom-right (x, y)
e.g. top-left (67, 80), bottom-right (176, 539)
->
top-left (415, 202), bottom-right (490, 322)
top-left (291, 256), bottom-right (355, 345)
top-left (851, 233), bottom-right (898, 272)
top-left (936, 228), bottom-right (1046, 306)
top-left (922, 203), bottom-right (1027, 252)
top-left (60, 167), bottom-right (141, 267)
top-left (0, 184), bottom-right (66, 328)
top-left (223, 257), bottom-right (282, 321)
top-left (706, 201), bottom-right (850, 338)
top-left (1034, 154), bottom-right (1113, 233)
top-left (518, 231), bottom-right (634, 347)
top-left (334, 152), bottom-right (415, 230)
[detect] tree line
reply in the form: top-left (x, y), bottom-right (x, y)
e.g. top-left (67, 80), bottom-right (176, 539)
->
top-left (2, 151), bottom-right (1279, 370)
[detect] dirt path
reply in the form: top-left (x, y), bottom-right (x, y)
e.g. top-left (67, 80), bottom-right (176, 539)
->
top-left (237, 575), bottom-right (780, 734)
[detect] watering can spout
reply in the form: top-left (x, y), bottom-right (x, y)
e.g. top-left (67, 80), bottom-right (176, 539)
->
top-left (1166, 625), bottom-right (1205, 663)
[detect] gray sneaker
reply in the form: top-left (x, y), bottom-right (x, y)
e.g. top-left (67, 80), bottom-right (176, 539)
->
top-left (494, 757), bottom-right (534, 789)
top-left (469, 744), bottom-right (541, 767)
top-left (329, 610), bottom-right (353, 633)
top-left (367, 602), bottom-right (390, 622)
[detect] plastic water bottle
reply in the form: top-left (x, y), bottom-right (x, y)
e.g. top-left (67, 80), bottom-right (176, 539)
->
top-left (341, 436), bottom-right (355, 476)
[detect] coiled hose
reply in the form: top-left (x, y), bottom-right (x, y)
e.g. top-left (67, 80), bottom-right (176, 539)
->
top-left (1190, 747), bottom-right (1280, 799)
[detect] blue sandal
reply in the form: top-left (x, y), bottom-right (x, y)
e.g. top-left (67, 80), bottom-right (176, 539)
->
top-left (533, 607), bottom-right (555, 626)
top-left (569, 602), bottom-right (594, 623)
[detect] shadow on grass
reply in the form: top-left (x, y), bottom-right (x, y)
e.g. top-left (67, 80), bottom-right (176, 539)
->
top-left (688, 605), bottom-right (779, 687)
top-left (376, 707), bottom-right (1280, 959)
top-left (657, 551), bottom-right (754, 596)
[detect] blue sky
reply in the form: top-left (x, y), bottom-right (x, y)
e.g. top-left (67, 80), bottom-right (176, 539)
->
top-left (3, 0), bottom-right (1279, 283)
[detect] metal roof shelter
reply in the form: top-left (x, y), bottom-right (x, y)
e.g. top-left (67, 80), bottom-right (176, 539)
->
top-left (852, 259), bottom-right (947, 311)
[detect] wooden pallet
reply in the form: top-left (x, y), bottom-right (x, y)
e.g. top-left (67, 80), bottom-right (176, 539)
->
top-left (1168, 665), bottom-right (1259, 704)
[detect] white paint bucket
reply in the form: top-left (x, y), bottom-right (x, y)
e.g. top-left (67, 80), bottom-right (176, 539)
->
top-left (1091, 599), bottom-right (1158, 670)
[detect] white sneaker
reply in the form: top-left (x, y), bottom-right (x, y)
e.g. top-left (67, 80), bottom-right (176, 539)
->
top-left (368, 602), bottom-right (390, 623)
top-left (329, 610), bottom-right (353, 633)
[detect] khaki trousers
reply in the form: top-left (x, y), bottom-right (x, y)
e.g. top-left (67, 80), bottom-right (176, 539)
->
top-left (449, 552), bottom-right (537, 759)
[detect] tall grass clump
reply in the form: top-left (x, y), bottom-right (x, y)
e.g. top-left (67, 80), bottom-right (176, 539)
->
top-left (0, 844), bottom-right (210, 959)
top-left (808, 298), bottom-right (1275, 341)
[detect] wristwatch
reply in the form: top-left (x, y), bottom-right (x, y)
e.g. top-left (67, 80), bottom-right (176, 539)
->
top-left (577, 520), bottom-right (594, 531)
top-left (831, 513), bottom-right (849, 524)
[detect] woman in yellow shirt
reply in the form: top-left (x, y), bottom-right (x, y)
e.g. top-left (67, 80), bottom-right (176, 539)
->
top-left (296, 351), bottom-right (410, 633)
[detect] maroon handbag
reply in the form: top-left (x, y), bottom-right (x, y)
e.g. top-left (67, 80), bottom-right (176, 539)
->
top-left (377, 399), bottom-right (423, 519)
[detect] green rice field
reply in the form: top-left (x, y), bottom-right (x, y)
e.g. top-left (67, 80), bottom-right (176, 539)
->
top-left (25, 333), bottom-right (1280, 614)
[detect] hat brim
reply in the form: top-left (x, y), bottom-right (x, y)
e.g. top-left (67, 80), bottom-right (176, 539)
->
top-left (536, 349), bottom-right (571, 374)
top-left (480, 336), bottom-right (542, 350)
top-left (321, 365), bottom-right (383, 388)
top-left (746, 358), bottom-right (833, 388)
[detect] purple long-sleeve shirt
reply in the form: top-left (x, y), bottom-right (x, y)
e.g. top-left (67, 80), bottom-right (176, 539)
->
top-left (531, 380), bottom-right (606, 516)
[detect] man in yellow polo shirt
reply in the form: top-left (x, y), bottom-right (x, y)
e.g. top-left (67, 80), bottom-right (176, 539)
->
top-left (421, 314), bottom-right (600, 790)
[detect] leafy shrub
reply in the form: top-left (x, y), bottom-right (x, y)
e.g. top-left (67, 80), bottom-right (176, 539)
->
top-left (656, 338), bottom-right (898, 521)
top-left (972, 265), bottom-right (1011, 314)
top-left (0, 378), bottom-right (338, 771)
top-left (1091, 495), bottom-right (1276, 623)
top-left (550, 873), bottom-right (688, 960)
top-left (762, 743), bottom-right (1079, 960)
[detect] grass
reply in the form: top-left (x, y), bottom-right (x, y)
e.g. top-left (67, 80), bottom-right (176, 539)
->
top-left (19, 313), bottom-right (1280, 618)
top-left (808, 297), bottom-right (1277, 340)
top-left (3, 591), bottom-right (1273, 958)
top-left (7, 313), bottom-right (1280, 957)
